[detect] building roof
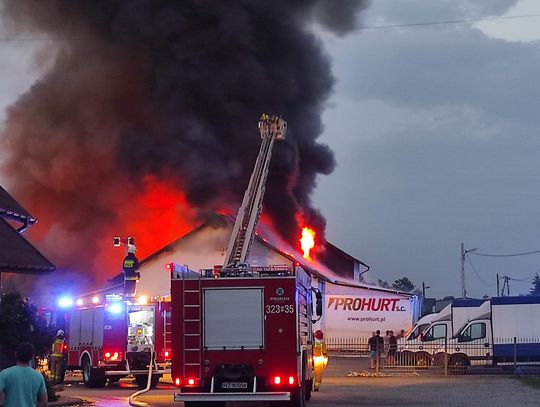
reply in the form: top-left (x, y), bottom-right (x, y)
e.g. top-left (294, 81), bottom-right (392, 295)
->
top-left (0, 184), bottom-right (36, 226)
top-left (0, 218), bottom-right (55, 274)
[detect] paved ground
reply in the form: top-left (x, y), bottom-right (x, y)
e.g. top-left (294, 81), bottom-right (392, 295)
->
top-left (49, 357), bottom-right (540, 406)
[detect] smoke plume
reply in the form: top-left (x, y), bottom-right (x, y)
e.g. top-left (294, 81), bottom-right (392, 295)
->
top-left (1, 0), bottom-right (366, 288)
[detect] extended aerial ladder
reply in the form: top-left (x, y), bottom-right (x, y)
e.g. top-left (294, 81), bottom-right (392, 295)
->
top-left (222, 114), bottom-right (287, 273)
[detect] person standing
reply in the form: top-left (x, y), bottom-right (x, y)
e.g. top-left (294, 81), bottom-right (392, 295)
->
top-left (368, 331), bottom-right (378, 369)
top-left (0, 342), bottom-right (47, 407)
top-left (312, 330), bottom-right (328, 391)
top-left (123, 244), bottom-right (140, 297)
top-left (387, 331), bottom-right (397, 366)
top-left (49, 330), bottom-right (66, 384)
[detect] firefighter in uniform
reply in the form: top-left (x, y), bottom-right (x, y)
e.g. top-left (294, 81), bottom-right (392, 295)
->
top-left (49, 329), bottom-right (66, 384)
top-left (313, 329), bottom-right (328, 391)
top-left (123, 244), bottom-right (140, 297)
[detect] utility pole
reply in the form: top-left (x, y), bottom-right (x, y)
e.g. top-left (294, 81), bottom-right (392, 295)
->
top-left (460, 243), bottom-right (466, 298)
top-left (422, 282), bottom-right (430, 298)
top-left (460, 243), bottom-right (478, 299)
top-left (496, 273), bottom-right (500, 297)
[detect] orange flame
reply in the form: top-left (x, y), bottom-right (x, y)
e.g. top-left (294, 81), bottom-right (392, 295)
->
top-left (300, 227), bottom-right (315, 259)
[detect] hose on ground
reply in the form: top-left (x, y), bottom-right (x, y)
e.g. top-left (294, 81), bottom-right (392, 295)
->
top-left (128, 349), bottom-right (154, 407)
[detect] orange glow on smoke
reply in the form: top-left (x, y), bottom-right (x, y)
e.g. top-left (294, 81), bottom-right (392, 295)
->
top-left (300, 227), bottom-right (315, 259)
top-left (93, 176), bottom-right (196, 284)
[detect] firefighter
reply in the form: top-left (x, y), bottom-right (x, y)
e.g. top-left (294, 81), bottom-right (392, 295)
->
top-left (49, 329), bottom-right (66, 384)
top-left (123, 244), bottom-right (140, 297)
top-left (313, 329), bottom-right (328, 391)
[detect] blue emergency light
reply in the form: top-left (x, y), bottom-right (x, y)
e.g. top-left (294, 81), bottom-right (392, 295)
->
top-left (58, 296), bottom-right (74, 308)
top-left (107, 302), bottom-right (124, 314)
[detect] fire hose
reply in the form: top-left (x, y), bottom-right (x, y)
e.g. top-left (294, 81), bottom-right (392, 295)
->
top-left (128, 349), bottom-right (154, 407)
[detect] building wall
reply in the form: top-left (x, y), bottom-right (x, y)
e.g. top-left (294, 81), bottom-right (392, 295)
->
top-left (136, 222), bottom-right (292, 297)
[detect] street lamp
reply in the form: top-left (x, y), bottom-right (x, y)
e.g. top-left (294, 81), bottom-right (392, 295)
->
top-left (460, 243), bottom-right (478, 298)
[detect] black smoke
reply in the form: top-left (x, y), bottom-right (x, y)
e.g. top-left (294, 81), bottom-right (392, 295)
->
top-left (1, 0), bottom-right (367, 280)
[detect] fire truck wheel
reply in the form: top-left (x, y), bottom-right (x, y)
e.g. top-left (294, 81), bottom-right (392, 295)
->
top-left (288, 380), bottom-right (306, 407)
top-left (81, 356), bottom-right (106, 388)
top-left (305, 378), bottom-right (313, 400)
top-left (134, 374), bottom-right (161, 388)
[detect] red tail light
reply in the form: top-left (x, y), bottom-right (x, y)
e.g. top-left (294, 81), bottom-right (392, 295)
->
top-left (273, 376), bottom-right (281, 385)
top-left (164, 350), bottom-right (171, 359)
top-left (175, 378), bottom-right (181, 386)
top-left (103, 351), bottom-right (121, 361)
top-left (288, 376), bottom-right (295, 385)
top-left (187, 378), bottom-right (196, 385)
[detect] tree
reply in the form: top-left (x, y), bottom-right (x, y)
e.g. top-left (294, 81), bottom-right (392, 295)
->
top-left (0, 292), bottom-right (55, 368)
top-left (391, 277), bottom-right (416, 293)
top-left (378, 279), bottom-right (389, 289)
top-left (530, 273), bottom-right (540, 296)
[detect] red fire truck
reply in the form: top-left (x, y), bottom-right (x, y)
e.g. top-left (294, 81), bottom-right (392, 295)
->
top-left (171, 115), bottom-right (322, 406)
top-left (62, 294), bottom-right (172, 388)
top-left (171, 264), bottom-right (322, 406)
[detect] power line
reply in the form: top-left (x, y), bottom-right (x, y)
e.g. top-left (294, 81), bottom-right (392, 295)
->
top-left (465, 254), bottom-right (493, 287)
top-left (1, 13), bottom-right (540, 41)
top-left (311, 13), bottom-right (540, 33)
top-left (471, 249), bottom-right (540, 258)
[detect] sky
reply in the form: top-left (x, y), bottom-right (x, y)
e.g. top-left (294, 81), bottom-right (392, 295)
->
top-left (1, 0), bottom-right (540, 299)
top-left (314, 0), bottom-right (540, 298)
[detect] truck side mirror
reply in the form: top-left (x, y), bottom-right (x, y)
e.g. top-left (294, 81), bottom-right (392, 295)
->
top-left (310, 288), bottom-right (323, 322)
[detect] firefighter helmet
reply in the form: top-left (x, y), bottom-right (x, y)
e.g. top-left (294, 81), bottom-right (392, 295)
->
top-left (127, 244), bottom-right (136, 254)
top-left (314, 330), bottom-right (324, 340)
top-left (56, 329), bottom-right (65, 338)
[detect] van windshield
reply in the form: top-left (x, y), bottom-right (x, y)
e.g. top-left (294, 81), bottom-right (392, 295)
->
top-left (408, 323), bottom-right (429, 340)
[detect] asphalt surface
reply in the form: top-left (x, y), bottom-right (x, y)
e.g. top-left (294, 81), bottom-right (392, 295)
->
top-left (52, 357), bottom-right (540, 407)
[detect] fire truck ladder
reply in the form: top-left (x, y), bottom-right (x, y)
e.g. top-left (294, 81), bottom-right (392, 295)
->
top-left (222, 114), bottom-right (287, 271)
top-left (182, 275), bottom-right (202, 380)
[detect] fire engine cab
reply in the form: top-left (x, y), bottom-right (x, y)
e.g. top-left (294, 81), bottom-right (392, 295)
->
top-left (63, 294), bottom-right (171, 388)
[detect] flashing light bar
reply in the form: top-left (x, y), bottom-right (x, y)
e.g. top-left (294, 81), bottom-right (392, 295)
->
top-left (138, 295), bottom-right (148, 305)
top-left (105, 293), bottom-right (123, 302)
top-left (76, 298), bottom-right (84, 306)
top-left (91, 296), bottom-right (100, 304)
top-left (107, 302), bottom-right (123, 314)
top-left (58, 297), bottom-right (74, 308)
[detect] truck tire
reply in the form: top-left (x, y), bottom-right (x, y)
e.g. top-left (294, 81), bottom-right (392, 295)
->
top-left (305, 378), bottom-right (312, 401)
top-left (81, 356), bottom-right (106, 388)
top-left (289, 380), bottom-right (306, 407)
top-left (448, 355), bottom-right (469, 373)
top-left (414, 352), bottom-right (431, 369)
top-left (134, 374), bottom-right (161, 388)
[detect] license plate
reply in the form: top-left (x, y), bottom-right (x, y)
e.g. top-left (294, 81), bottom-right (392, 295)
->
top-left (221, 382), bottom-right (248, 389)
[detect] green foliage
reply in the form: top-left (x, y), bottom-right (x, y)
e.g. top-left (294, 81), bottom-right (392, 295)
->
top-left (0, 292), bottom-right (55, 366)
top-left (378, 279), bottom-right (390, 289)
top-left (391, 277), bottom-right (416, 293)
top-left (530, 273), bottom-right (540, 296)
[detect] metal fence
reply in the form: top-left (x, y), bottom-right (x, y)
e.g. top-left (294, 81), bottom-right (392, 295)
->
top-left (326, 336), bottom-right (540, 376)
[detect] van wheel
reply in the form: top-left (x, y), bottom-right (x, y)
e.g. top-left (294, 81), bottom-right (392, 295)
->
top-left (415, 353), bottom-right (431, 369)
top-left (81, 356), bottom-right (106, 388)
top-left (449, 356), bottom-right (469, 373)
